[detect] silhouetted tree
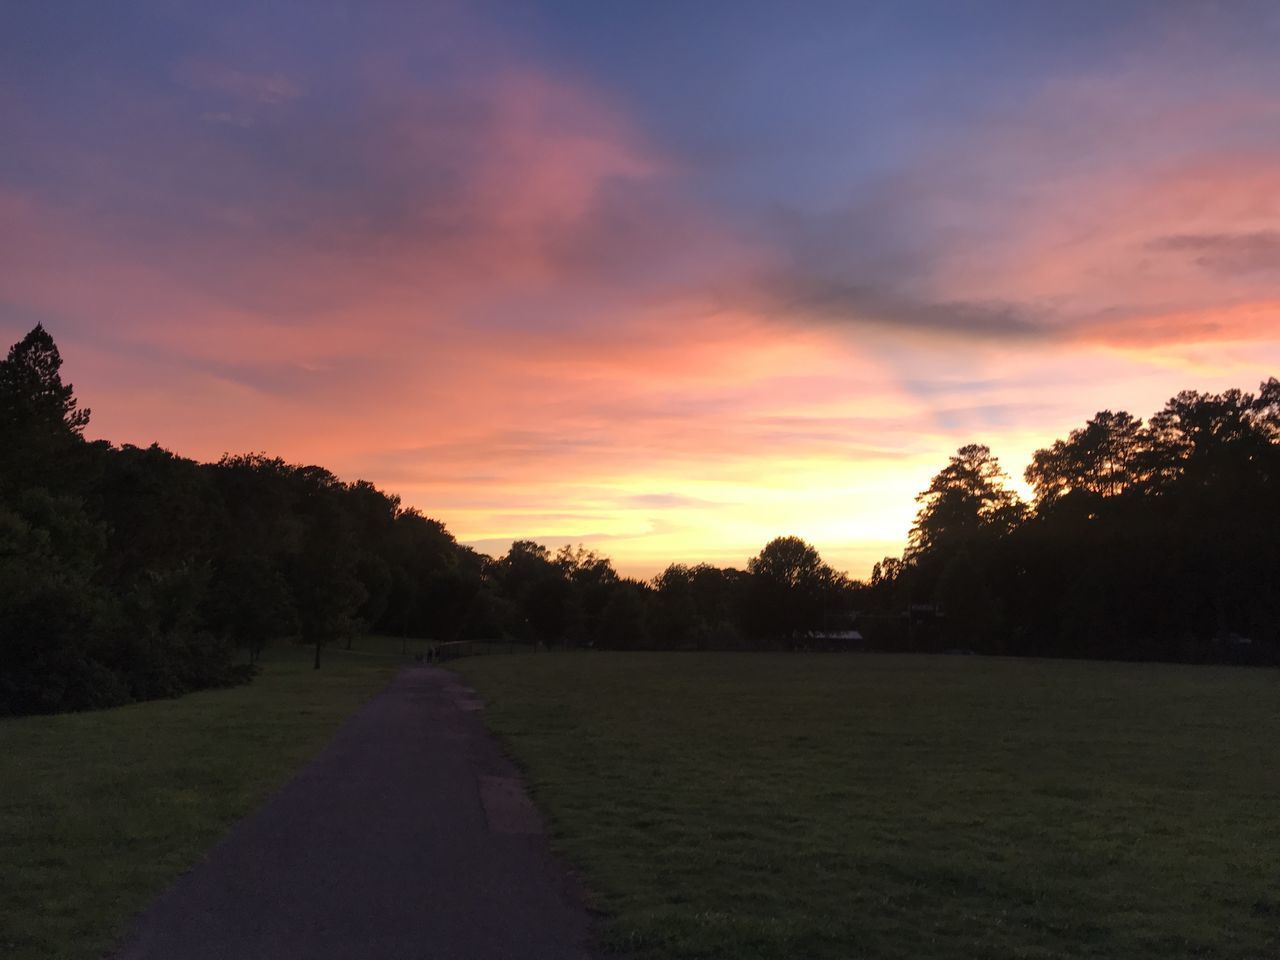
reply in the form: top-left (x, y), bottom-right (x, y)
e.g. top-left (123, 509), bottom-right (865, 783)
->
top-left (555, 544), bottom-right (619, 645)
top-left (0, 324), bottom-right (90, 490)
top-left (909, 444), bottom-right (1025, 559)
top-left (4, 323), bottom-right (1278, 715)
top-left (599, 581), bottom-right (650, 649)
top-left (934, 549), bottom-right (999, 651)
top-left (869, 379), bottom-right (1280, 663)
top-left (204, 555), bottom-right (298, 663)
top-left (650, 563), bottom-right (745, 649)
top-left (743, 536), bottom-right (842, 646)
top-left (0, 489), bottom-right (120, 714)
top-left (1026, 410), bottom-right (1147, 504)
top-left (0, 324), bottom-right (90, 436)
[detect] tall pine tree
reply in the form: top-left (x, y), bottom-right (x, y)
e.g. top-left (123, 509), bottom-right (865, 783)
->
top-left (0, 325), bottom-right (90, 490)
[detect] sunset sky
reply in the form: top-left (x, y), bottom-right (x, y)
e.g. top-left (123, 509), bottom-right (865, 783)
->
top-left (3, 1), bottom-right (1279, 577)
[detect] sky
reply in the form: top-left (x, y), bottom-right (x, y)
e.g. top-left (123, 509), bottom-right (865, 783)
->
top-left (3, 1), bottom-right (1279, 578)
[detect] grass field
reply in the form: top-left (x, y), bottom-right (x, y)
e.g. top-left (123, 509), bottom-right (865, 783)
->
top-left (0, 636), bottom-right (421, 960)
top-left (455, 652), bottom-right (1280, 960)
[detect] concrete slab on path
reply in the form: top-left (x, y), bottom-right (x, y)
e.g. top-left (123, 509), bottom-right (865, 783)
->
top-left (113, 666), bottom-right (600, 960)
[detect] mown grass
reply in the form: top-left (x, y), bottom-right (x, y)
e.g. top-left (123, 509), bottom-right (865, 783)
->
top-left (455, 653), bottom-right (1280, 960)
top-left (0, 636), bottom-right (422, 960)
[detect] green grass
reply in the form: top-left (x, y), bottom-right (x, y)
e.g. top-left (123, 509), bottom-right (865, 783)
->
top-left (0, 636), bottom-right (422, 960)
top-left (454, 653), bottom-right (1280, 960)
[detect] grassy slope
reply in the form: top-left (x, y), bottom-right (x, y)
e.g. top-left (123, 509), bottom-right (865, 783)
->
top-left (0, 636), bottom-right (424, 960)
top-left (456, 653), bottom-right (1280, 960)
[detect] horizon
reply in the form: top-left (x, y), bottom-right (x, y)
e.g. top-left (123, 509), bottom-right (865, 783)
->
top-left (39, 324), bottom-right (1277, 581)
top-left (5, 1), bottom-right (1280, 579)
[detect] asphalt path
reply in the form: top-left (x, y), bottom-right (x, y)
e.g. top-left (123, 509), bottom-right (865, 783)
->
top-left (113, 666), bottom-right (600, 960)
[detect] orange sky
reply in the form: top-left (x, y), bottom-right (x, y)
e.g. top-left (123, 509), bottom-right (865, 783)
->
top-left (3, 2), bottom-right (1279, 577)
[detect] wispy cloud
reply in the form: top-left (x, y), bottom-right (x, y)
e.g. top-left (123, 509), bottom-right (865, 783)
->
top-left (1147, 231), bottom-right (1280, 275)
top-left (2, 1), bottom-right (1278, 576)
top-left (756, 271), bottom-right (1049, 342)
top-left (175, 60), bottom-right (305, 104)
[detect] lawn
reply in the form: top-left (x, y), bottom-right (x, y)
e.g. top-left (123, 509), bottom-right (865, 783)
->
top-left (454, 653), bottom-right (1280, 960)
top-left (0, 636), bottom-right (422, 960)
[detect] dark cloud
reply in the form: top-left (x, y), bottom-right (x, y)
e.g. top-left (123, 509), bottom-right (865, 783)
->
top-left (1148, 231), bottom-right (1280, 275)
top-left (744, 187), bottom-right (1056, 342)
top-left (757, 268), bottom-right (1049, 341)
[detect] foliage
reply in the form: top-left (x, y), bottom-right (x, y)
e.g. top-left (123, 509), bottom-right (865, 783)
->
top-left (867, 379), bottom-right (1280, 662)
top-left (650, 563), bottom-right (745, 649)
top-left (743, 536), bottom-right (844, 645)
top-left (2, 324), bottom-right (1276, 716)
top-left (908, 443), bottom-right (1024, 558)
top-left (0, 327), bottom-right (503, 713)
top-left (0, 325), bottom-right (90, 490)
top-left (1026, 410), bottom-right (1147, 502)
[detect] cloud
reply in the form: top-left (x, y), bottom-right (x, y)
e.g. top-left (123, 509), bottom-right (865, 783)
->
top-left (620, 493), bottom-right (722, 509)
top-left (175, 60), bottom-right (305, 104)
top-left (747, 148), bottom-right (1280, 349)
top-left (755, 270), bottom-right (1049, 341)
top-left (736, 28), bottom-right (1280, 352)
top-left (1147, 231), bottom-right (1280, 275)
top-left (4, 1), bottom-right (1280, 579)
top-left (1069, 300), bottom-right (1280, 350)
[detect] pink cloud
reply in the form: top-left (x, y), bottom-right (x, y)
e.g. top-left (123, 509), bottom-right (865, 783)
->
top-left (5, 23), bottom-right (1280, 578)
top-left (907, 66), bottom-right (1280, 349)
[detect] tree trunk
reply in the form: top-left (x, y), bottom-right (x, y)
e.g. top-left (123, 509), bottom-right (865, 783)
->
top-left (314, 640), bottom-right (321, 670)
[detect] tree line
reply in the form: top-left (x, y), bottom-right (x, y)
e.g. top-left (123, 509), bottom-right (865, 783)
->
top-left (0, 326), bottom-right (850, 714)
top-left (863, 383), bottom-right (1280, 663)
top-left (1, 325), bottom-right (1275, 714)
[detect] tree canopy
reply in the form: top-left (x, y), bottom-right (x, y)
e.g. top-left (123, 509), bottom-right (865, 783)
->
top-left (1, 324), bottom-right (1276, 714)
top-left (908, 444), bottom-right (1024, 558)
top-left (867, 380), bottom-right (1280, 663)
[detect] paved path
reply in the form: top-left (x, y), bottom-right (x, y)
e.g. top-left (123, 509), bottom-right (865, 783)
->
top-left (114, 667), bottom-right (600, 960)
